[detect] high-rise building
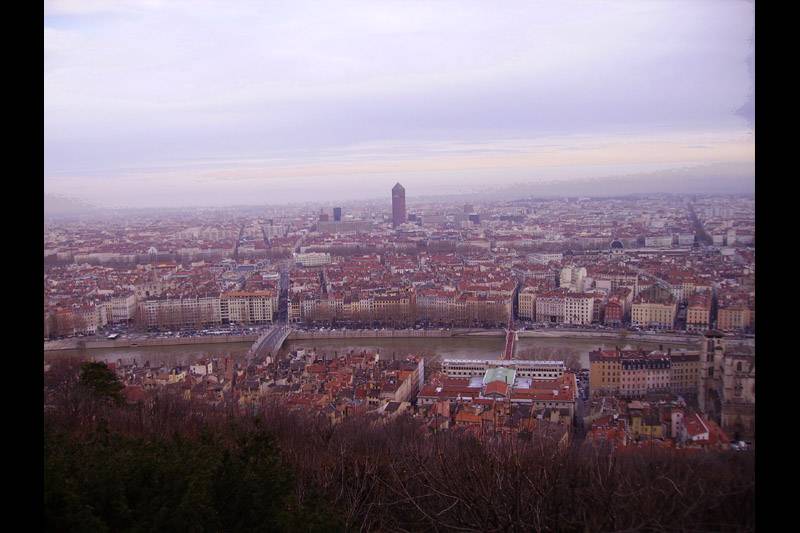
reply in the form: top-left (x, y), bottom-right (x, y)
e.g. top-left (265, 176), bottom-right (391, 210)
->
top-left (333, 207), bottom-right (342, 222)
top-left (392, 182), bottom-right (406, 228)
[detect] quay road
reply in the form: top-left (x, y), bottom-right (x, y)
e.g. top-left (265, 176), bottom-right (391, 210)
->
top-left (44, 324), bottom-right (753, 353)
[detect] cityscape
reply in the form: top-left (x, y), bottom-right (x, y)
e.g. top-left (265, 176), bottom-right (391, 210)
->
top-left (44, 1), bottom-right (755, 531)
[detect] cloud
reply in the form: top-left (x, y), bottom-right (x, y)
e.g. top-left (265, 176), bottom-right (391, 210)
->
top-left (44, 130), bottom-right (754, 207)
top-left (44, 1), bottom-right (755, 206)
top-left (44, 0), bottom-right (166, 17)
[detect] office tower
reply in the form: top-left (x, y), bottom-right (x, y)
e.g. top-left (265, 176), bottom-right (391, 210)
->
top-left (333, 207), bottom-right (342, 222)
top-left (392, 182), bottom-right (406, 228)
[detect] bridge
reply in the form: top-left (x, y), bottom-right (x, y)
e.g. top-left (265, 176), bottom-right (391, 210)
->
top-left (246, 325), bottom-right (291, 362)
top-left (501, 317), bottom-right (517, 360)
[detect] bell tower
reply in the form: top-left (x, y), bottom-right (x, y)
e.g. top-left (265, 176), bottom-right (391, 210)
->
top-left (698, 329), bottom-right (725, 418)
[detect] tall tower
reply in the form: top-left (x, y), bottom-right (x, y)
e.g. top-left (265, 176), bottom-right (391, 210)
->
top-left (392, 182), bottom-right (406, 228)
top-left (333, 207), bottom-right (342, 222)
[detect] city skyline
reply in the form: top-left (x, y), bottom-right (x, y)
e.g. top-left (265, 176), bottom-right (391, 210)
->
top-left (45, 0), bottom-right (754, 209)
top-left (43, 3), bottom-right (756, 529)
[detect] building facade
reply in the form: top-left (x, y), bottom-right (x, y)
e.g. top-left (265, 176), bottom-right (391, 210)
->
top-left (564, 294), bottom-right (594, 325)
top-left (698, 331), bottom-right (756, 439)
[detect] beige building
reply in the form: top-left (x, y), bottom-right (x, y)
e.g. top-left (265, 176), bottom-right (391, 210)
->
top-left (631, 301), bottom-right (676, 329)
top-left (590, 349), bottom-right (683, 398)
top-left (686, 291), bottom-right (711, 331)
top-left (220, 290), bottom-right (276, 324)
top-left (717, 304), bottom-right (753, 332)
top-left (669, 352), bottom-right (701, 395)
top-left (631, 287), bottom-right (676, 329)
top-left (416, 289), bottom-right (462, 323)
top-left (518, 287), bottom-right (537, 320)
top-left (589, 350), bottom-right (621, 394)
top-left (103, 293), bottom-right (138, 324)
top-left (139, 296), bottom-right (222, 330)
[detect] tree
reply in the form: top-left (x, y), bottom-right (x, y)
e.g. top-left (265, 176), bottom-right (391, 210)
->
top-left (79, 362), bottom-right (124, 405)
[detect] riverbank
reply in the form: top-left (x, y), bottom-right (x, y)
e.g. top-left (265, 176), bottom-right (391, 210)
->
top-left (43, 334), bottom-right (260, 351)
top-left (43, 329), bottom-right (475, 351)
top-left (45, 327), bottom-right (749, 352)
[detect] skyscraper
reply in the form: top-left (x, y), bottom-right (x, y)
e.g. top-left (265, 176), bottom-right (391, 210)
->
top-left (333, 207), bottom-right (342, 222)
top-left (392, 182), bottom-right (406, 228)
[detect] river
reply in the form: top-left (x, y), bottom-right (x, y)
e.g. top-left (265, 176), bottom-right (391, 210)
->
top-left (44, 335), bottom-right (702, 370)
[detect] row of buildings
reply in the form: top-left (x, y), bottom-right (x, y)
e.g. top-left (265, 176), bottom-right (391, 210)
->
top-left (584, 395), bottom-right (732, 450)
top-left (588, 332), bottom-right (755, 440)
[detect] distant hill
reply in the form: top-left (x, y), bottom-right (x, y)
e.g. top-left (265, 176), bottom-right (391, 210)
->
top-left (475, 161), bottom-right (755, 201)
top-left (44, 194), bottom-right (98, 217)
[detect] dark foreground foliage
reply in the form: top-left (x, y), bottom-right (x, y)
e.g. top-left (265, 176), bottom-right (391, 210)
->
top-left (45, 419), bottom-right (340, 532)
top-left (44, 364), bottom-right (754, 532)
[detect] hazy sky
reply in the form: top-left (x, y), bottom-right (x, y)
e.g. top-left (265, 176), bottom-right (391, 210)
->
top-left (44, 0), bottom-right (754, 208)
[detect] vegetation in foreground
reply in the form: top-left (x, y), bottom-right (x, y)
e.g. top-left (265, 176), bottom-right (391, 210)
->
top-left (44, 361), bottom-right (755, 532)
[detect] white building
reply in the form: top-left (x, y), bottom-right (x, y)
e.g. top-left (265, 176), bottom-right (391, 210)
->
top-left (442, 359), bottom-right (566, 380)
top-left (293, 252), bottom-right (331, 267)
top-left (528, 252), bottom-right (563, 264)
top-left (103, 293), bottom-right (138, 323)
top-left (564, 294), bottom-right (594, 325)
top-left (560, 266), bottom-right (587, 291)
top-left (645, 235), bottom-right (674, 248)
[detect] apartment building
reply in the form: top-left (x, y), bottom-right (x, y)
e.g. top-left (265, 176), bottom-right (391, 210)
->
top-left (139, 296), bottom-right (222, 330)
top-left (590, 349), bottom-right (681, 398)
top-left (564, 294), bottom-right (594, 325)
top-left (686, 291), bottom-right (711, 331)
top-left (589, 350), bottom-right (621, 395)
top-left (293, 252), bottom-right (332, 267)
top-left (536, 290), bottom-right (567, 324)
top-left (103, 293), bottom-right (138, 324)
top-left (220, 291), bottom-right (276, 324)
top-left (717, 304), bottom-right (753, 332)
top-left (631, 287), bottom-right (676, 329)
top-left (518, 286), bottom-right (537, 320)
top-left (669, 352), bottom-right (701, 395)
top-left (620, 356), bottom-right (670, 397)
top-left (604, 297), bottom-right (623, 326)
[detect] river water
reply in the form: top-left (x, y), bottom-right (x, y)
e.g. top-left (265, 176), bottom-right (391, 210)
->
top-left (44, 335), bottom-right (702, 370)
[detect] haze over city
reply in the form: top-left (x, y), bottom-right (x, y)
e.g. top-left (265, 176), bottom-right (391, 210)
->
top-left (44, 2), bottom-right (757, 530)
top-left (45, 0), bottom-right (754, 210)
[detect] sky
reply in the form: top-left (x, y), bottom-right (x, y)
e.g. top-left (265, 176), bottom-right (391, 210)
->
top-left (44, 0), bottom-right (755, 209)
